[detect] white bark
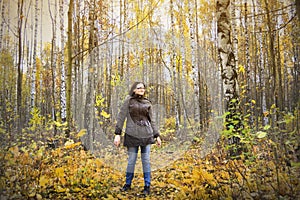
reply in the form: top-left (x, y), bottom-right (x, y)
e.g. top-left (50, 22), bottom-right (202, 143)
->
top-left (217, 0), bottom-right (238, 103)
top-left (169, 0), bottom-right (180, 129)
top-left (188, 0), bottom-right (201, 123)
top-left (0, 0), bottom-right (6, 50)
top-left (30, 0), bottom-right (38, 109)
top-left (48, 0), bottom-right (58, 123)
top-left (60, 0), bottom-right (67, 121)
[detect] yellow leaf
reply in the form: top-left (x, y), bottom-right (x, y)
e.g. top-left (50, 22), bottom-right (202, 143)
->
top-left (72, 187), bottom-right (81, 192)
top-left (54, 121), bottom-right (67, 127)
top-left (77, 129), bottom-right (87, 138)
top-left (60, 177), bottom-right (67, 185)
top-left (64, 140), bottom-right (74, 147)
top-left (106, 194), bottom-right (116, 200)
top-left (238, 65), bottom-right (245, 73)
top-left (39, 175), bottom-right (48, 187)
top-left (82, 178), bottom-right (88, 185)
top-left (101, 110), bottom-right (110, 119)
top-left (30, 142), bottom-right (37, 150)
top-left (55, 167), bottom-right (64, 177)
top-left (65, 142), bottom-right (81, 149)
top-left (36, 194), bottom-right (43, 200)
top-left (9, 146), bottom-right (19, 157)
top-left (55, 185), bottom-right (66, 193)
top-left (37, 147), bottom-right (44, 158)
top-left (28, 191), bottom-right (36, 197)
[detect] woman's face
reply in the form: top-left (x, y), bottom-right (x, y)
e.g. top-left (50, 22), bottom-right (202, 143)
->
top-left (134, 83), bottom-right (145, 96)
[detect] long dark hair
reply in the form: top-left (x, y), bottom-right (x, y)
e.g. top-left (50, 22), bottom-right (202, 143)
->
top-left (129, 82), bottom-right (146, 96)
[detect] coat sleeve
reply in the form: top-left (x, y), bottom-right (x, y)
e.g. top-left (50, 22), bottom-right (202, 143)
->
top-left (148, 104), bottom-right (160, 138)
top-left (114, 97), bottom-right (130, 135)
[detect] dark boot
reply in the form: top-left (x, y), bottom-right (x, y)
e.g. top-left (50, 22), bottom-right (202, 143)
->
top-left (120, 184), bottom-right (131, 192)
top-left (142, 185), bottom-right (150, 195)
top-left (121, 172), bottom-right (134, 192)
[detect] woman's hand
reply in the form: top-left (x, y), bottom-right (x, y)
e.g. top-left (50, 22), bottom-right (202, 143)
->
top-left (114, 135), bottom-right (121, 147)
top-left (156, 136), bottom-right (162, 147)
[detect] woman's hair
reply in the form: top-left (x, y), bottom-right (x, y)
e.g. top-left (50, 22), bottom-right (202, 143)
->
top-left (129, 81), bottom-right (146, 96)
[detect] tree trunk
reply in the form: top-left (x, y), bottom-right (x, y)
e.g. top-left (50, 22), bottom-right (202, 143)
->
top-left (66, 0), bottom-right (74, 131)
top-left (264, 0), bottom-right (277, 126)
top-left (296, 0), bottom-right (300, 23)
top-left (0, 1), bottom-right (6, 50)
top-left (60, 0), bottom-right (67, 123)
top-left (216, 0), bottom-right (241, 155)
top-left (73, 0), bottom-right (79, 122)
top-left (169, 0), bottom-right (180, 129)
top-left (217, 0), bottom-right (239, 103)
top-left (48, 0), bottom-right (58, 134)
top-left (188, 0), bottom-right (200, 124)
top-left (17, 0), bottom-right (24, 132)
top-left (84, 0), bottom-right (96, 152)
top-left (243, 1), bottom-right (252, 126)
top-left (30, 0), bottom-right (39, 110)
top-left (251, 0), bottom-right (259, 130)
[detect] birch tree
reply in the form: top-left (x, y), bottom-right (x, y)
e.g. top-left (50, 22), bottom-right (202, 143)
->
top-left (0, 0), bottom-right (6, 50)
top-left (171, 0), bottom-right (180, 129)
top-left (30, 0), bottom-right (39, 110)
top-left (242, 1), bottom-right (252, 124)
top-left (49, 0), bottom-right (58, 133)
top-left (217, 0), bottom-right (242, 154)
top-left (188, 0), bottom-right (201, 124)
top-left (59, 0), bottom-right (67, 123)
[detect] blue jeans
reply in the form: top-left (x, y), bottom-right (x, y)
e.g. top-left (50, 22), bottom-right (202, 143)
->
top-left (125, 145), bottom-right (151, 187)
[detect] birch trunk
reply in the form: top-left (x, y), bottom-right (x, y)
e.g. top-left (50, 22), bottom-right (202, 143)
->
top-left (60, 0), bottom-right (67, 122)
top-left (217, 0), bottom-right (239, 104)
top-left (217, 0), bottom-right (241, 154)
top-left (0, 0), bottom-right (6, 50)
top-left (188, 0), bottom-right (200, 124)
top-left (30, 0), bottom-right (38, 109)
top-left (251, 0), bottom-right (259, 130)
top-left (49, 0), bottom-right (58, 134)
top-left (276, 5), bottom-right (284, 111)
top-left (170, 0), bottom-right (180, 129)
top-left (178, 1), bottom-right (186, 129)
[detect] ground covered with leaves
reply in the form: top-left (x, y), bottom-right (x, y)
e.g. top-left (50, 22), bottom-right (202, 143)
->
top-left (1, 134), bottom-right (299, 200)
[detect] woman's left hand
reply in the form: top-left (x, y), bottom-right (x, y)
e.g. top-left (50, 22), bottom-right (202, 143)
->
top-left (156, 136), bottom-right (162, 147)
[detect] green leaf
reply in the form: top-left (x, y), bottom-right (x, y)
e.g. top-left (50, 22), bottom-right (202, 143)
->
top-left (263, 125), bottom-right (271, 130)
top-left (291, 162), bottom-right (300, 168)
top-left (256, 131), bottom-right (267, 139)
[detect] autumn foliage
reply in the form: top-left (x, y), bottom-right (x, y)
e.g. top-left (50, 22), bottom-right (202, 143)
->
top-left (0, 0), bottom-right (299, 199)
top-left (1, 124), bottom-right (299, 199)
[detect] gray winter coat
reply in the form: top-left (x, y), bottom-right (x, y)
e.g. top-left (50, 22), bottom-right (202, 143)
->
top-left (115, 95), bottom-right (160, 147)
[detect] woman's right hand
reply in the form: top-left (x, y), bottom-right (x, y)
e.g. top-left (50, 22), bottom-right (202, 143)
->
top-left (114, 135), bottom-right (121, 147)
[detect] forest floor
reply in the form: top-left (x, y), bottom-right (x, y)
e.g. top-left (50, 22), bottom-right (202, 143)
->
top-left (1, 137), bottom-right (300, 200)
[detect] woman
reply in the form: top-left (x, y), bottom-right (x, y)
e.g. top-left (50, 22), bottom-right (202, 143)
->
top-left (114, 82), bottom-right (162, 195)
